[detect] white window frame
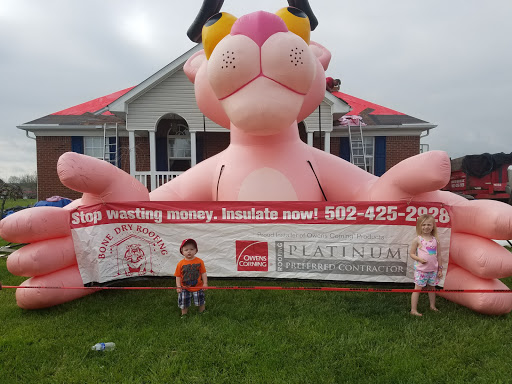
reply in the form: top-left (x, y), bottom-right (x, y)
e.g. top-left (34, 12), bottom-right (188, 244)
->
top-left (167, 124), bottom-right (191, 171)
top-left (83, 136), bottom-right (117, 165)
top-left (363, 136), bottom-right (375, 174)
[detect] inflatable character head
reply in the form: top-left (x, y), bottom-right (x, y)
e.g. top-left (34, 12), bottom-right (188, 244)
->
top-left (183, 0), bottom-right (331, 136)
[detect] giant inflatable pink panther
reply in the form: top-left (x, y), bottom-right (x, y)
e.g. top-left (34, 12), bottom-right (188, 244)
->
top-left (2, 1), bottom-right (512, 314)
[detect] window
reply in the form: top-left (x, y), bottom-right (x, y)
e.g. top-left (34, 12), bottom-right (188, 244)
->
top-left (168, 124), bottom-right (191, 171)
top-left (352, 136), bottom-right (375, 174)
top-left (84, 136), bottom-right (117, 165)
top-left (363, 136), bottom-right (374, 174)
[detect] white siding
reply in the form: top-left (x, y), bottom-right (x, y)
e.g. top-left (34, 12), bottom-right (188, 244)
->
top-left (126, 69), bottom-right (225, 132)
top-left (303, 100), bottom-right (333, 133)
top-left (127, 68), bottom-right (333, 134)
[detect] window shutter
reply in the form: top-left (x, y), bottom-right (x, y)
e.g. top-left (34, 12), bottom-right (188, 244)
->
top-left (156, 137), bottom-right (167, 171)
top-left (374, 136), bottom-right (386, 176)
top-left (340, 137), bottom-right (351, 162)
top-left (71, 136), bottom-right (84, 154)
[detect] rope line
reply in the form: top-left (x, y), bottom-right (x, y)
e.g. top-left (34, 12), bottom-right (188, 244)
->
top-left (1, 284), bottom-right (511, 293)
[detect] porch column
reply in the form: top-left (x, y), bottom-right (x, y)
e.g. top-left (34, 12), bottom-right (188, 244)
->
top-left (190, 131), bottom-right (197, 167)
top-left (129, 131), bottom-right (136, 176)
top-left (324, 132), bottom-right (331, 153)
top-left (149, 131), bottom-right (156, 191)
top-left (307, 132), bottom-right (313, 146)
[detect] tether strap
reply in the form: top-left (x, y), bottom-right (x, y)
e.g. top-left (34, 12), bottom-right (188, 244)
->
top-left (215, 162), bottom-right (327, 201)
top-left (216, 165), bottom-right (225, 201)
top-left (307, 160), bottom-right (327, 201)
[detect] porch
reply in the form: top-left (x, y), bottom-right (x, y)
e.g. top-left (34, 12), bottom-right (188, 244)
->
top-left (134, 171), bottom-right (182, 190)
top-left (127, 119), bottom-right (335, 192)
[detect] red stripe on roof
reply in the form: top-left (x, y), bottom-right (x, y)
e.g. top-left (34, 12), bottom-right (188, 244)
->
top-left (51, 86), bottom-right (135, 116)
top-left (333, 91), bottom-right (405, 116)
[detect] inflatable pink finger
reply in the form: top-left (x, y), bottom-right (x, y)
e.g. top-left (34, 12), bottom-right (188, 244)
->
top-left (6, 237), bottom-right (76, 277)
top-left (439, 264), bottom-right (512, 315)
top-left (15, 266), bottom-right (97, 310)
top-left (0, 207), bottom-right (70, 244)
top-left (449, 233), bottom-right (512, 279)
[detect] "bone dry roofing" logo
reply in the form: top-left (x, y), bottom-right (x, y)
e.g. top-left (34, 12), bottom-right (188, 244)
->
top-left (236, 241), bottom-right (268, 272)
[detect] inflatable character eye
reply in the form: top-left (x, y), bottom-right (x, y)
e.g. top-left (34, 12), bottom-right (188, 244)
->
top-left (202, 12), bottom-right (237, 59)
top-left (275, 7), bottom-right (310, 44)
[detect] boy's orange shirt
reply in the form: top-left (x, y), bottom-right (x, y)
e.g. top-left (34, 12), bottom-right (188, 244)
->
top-left (174, 257), bottom-right (206, 292)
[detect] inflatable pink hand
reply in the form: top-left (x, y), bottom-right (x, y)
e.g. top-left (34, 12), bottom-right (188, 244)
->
top-left (361, 151), bottom-right (512, 315)
top-left (0, 153), bottom-right (150, 309)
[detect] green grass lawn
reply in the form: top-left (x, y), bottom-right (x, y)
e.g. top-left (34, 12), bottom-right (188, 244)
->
top-left (1, 255), bottom-right (512, 384)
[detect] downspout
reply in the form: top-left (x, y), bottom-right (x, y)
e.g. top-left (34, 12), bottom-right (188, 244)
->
top-left (420, 129), bottom-right (430, 153)
top-left (25, 130), bottom-right (37, 200)
top-left (318, 104), bottom-right (322, 151)
top-left (203, 114), bottom-right (207, 161)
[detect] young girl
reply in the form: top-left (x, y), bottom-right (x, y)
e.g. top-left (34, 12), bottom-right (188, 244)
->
top-left (409, 214), bottom-right (443, 316)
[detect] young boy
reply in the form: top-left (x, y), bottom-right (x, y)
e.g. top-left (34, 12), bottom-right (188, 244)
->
top-left (174, 238), bottom-right (208, 317)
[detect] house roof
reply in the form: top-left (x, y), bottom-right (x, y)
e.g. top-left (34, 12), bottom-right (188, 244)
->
top-left (22, 87), bottom-right (134, 127)
top-left (20, 86), bottom-right (429, 129)
top-left (52, 87), bottom-right (135, 116)
top-left (332, 92), bottom-right (428, 126)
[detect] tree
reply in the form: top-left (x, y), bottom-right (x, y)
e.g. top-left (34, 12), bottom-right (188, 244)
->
top-left (7, 172), bottom-right (37, 199)
top-left (0, 180), bottom-right (24, 219)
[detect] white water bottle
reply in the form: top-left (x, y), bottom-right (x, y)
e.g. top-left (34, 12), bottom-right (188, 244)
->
top-left (91, 342), bottom-right (115, 351)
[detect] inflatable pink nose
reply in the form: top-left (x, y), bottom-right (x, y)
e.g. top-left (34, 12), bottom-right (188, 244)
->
top-left (230, 11), bottom-right (288, 46)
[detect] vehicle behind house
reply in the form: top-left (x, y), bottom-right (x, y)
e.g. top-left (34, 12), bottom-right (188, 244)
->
top-left (444, 153), bottom-right (512, 202)
top-left (506, 165), bottom-right (512, 204)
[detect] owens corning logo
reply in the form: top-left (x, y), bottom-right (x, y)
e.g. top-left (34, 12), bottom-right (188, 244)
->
top-left (236, 241), bottom-right (268, 271)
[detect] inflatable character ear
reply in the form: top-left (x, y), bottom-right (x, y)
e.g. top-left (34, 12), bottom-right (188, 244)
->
top-left (187, 0), bottom-right (225, 43)
top-left (184, 50), bottom-right (207, 83)
top-left (287, 0), bottom-right (318, 30)
top-left (310, 41), bottom-right (331, 70)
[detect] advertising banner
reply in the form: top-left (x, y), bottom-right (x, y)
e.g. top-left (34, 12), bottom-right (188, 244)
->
top-left (70, 201), bottom-right (451, 286)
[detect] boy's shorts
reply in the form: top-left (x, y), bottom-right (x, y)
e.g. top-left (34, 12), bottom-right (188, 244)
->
top-left (178, 289), bottom-right (205, 309)
top-left (414, 270), bottom-right (439, 287)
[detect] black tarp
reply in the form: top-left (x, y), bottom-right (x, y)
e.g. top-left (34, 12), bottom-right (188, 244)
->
top-left (461, 152), bottom-right (512, 178)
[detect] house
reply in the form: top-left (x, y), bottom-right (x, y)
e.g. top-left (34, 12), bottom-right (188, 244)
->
top-left (18, 45), bottom-right (436, 200)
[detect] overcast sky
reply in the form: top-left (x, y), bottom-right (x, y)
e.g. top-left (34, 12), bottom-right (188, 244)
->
top-left (1, 0), bottom-right (511, 180)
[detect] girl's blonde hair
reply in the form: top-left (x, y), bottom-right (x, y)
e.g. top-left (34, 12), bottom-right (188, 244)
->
top-left (415, 214), bottom-right (438, 238)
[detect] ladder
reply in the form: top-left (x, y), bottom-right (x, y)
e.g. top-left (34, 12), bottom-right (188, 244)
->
top-left (348, 120), bottom-right (367, 171)
top-left (103, 123), bottom-right (119, 167)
